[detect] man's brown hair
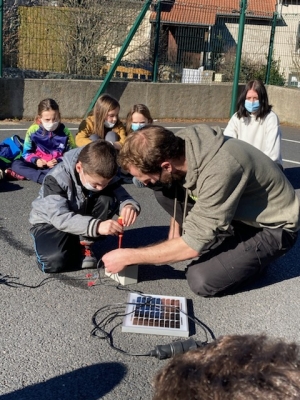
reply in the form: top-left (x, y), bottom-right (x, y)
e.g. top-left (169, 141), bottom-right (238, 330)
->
top-left (118, 125), bottom-right (185, 174)
top-left (152, 334), bottom-right (300, 400)
top-left (78, 140), bottom-right (118, 179)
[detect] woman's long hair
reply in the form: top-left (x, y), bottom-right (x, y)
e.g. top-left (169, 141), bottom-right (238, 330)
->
top-left (236, 79), bottom-right (272, 120)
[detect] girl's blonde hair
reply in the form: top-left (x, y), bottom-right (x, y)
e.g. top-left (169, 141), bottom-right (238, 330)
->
top-left (35, 98), bottom-right (60, 123)
top-left (93, 94), bottom-right (121, 138)
top-left (125, 104), bottom-right (153, 134)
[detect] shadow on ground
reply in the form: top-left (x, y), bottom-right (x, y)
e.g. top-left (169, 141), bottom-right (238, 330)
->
top-left (240, 235), bottom-right (300, 293)
top-left (93, 225), bottom-right (169, 259)
top-left (0, 362), bottom-right (127, 400)
top-left (0, 180), bottom-right (23, 192)
top-left (95, 225), bottom-right (300, 290)
top-left (284, 167), bottom-right (300, 189)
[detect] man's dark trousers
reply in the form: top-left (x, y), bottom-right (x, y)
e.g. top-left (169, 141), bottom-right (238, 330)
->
top-left (154, 184), bottom-right (297, 297)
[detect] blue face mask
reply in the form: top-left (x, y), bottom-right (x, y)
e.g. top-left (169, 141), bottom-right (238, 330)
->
top-left (131, 123), bottom-right (146, 132)
top-left (245, 100), bottom-right (260, 113)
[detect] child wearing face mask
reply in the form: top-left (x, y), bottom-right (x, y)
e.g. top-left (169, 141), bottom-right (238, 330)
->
top-left (76, 93), bottom-right (126, 150)
top-left (29, 140), bottom-right (140, 273)
top-left (7, 98), bottom-right (76, 183)
top-left (223, 79), bottom-right (282, 168)
top-left (125, 104), bottom-right (153, 135)
top-left (125, 104), bottom-right (154, 188)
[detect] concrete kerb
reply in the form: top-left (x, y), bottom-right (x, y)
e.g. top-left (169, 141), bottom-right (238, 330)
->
top-left (1, 79), bottom-right (300, 126)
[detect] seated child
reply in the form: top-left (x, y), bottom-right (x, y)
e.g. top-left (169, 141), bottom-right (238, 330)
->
top-left (29, 140), bottom-right (140, 273)
top-left (125, 104), bottom-right (153, 187)
top-left (9, 98), bottom-right (76, 184)
top-left (76, 93), bottom-right (126, 150)
top-left (125, 103), bottom-right (153, 135)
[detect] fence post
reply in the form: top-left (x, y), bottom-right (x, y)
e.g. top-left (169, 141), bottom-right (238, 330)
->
top-left (229, 0), bottom-right (248, 117)
top-left (0, 0), bottom-right (3, 77)
top-left (265, 12), bottom-right (277, 84)
top-left (84, 0), bottom-right (152, 118)
top-left (152, 0), bottom-right (161, 83)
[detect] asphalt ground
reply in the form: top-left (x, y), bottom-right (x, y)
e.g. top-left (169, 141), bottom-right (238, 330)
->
top-left (0, 120), bottom-right (300, 400)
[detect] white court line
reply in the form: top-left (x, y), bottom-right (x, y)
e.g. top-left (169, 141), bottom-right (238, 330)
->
top-left (2, 127), bottom-right (300, 165)
top-left (282, 138), bottom-right (300, 144)
top-left (283, 159), bottom-right (300, 165)
top-left (1, 128), bottom-right (300, 139)
top-left (0, 127), bottom-right (79, 131)
top-left (0, 126), bottom-right (185, 131)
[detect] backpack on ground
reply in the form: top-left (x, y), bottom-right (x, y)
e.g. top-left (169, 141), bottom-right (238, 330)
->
top-left (0, 135), bottom-right (24, 170)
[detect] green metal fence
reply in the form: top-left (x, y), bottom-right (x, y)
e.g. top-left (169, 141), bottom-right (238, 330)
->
top-left (2, 0), bottom-right (300, 88)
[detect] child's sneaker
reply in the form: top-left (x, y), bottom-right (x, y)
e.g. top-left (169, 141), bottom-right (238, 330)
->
top-left (80, 241), bottom-right (97, 269)
top-left (5, 168), bottom-right (27, 181)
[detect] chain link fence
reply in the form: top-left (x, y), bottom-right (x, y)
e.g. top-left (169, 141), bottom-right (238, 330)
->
top-left (2, 0), bottom-right (300, 86)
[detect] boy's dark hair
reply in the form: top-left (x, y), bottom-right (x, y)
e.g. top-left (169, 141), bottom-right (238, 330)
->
top-left (152, 334), bottom-right (300, 400)
top-left (236, 79), bottom-right (272, 120)
top-left (78, 140), bottom-right (118, 179)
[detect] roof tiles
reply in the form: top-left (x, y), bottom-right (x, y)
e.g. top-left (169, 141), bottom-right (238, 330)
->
top-left (151, 0), bottom-right (277, 26)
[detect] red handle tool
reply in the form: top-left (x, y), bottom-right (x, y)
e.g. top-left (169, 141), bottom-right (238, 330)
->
top-left (118, 216), bottom-right (123, 248)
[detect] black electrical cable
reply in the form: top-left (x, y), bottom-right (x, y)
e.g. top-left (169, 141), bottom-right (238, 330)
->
top-left (2, 256), bottom-right (214, 359)
top-left (0, 272), bottom-right (91, 289)
top-left (91, 302), bottom-right (152, 356)
top-left (91, 296), bottom-right (213, 358)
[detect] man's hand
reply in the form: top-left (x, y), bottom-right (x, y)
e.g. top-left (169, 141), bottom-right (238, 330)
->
top-left (102, 248), bottom-right (130, 274)
top-left (97, 219), bottom-right (123, 236)
top-left (120, 205), bottom-right (138, 226)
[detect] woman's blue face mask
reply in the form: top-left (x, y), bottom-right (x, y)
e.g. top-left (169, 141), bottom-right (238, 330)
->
top-left (245, 100), bottom-right (260, 113)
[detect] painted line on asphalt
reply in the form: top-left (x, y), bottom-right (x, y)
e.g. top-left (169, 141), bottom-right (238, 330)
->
top-left (283, 159), bottom-right (300, 165)
top-left (1, 128), bottom-right (300, 141)
top-left (0, 126), bottom-right (185, 131)
top-left (2, 127), bottom-right (300, 165)
top-left (0, 127), bottom-right (78, 131)
top-left (282, 138), bottom-right (300, 144)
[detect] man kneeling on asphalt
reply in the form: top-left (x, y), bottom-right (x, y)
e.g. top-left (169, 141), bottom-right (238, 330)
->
top-left (102, 125), bottom-right (300, 296)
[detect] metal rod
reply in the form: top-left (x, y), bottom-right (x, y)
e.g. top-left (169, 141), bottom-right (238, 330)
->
top-left (84, 0), bottom-right (152, 118)
top-left (0, 0), bottom-right (3, 77)
top-left (229, 0), bottom-right (248, 117)
top-left (265, 12), bottom-right (278, 84)
top-left (152, 0), bottom-right (161, 83)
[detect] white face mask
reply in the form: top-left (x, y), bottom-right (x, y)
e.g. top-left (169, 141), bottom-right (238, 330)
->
top-left (104, 120), bottom-right (116, 129)
top-left (42, 121), bottom-right (59, 131)
top-left (83, 182), bottom-right (101, 192)
top-left (80, 171), bottom-right (101, 192)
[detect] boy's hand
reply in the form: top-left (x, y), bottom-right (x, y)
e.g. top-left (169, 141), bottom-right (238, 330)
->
top-left (120, 205), bottom-right (138, 226)
top-left (97, 220), bottom-right (123, 236)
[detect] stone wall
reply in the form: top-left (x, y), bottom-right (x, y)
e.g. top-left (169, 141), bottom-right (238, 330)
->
top-left (0, 79), bottom-right (299, 125)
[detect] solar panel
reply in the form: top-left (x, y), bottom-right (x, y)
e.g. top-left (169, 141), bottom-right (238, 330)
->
top-left (122, 293), bottom-right (189, 337)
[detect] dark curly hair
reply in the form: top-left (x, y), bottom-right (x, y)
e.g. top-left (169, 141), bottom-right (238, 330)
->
top-left (152, 334), bottom-right (300, 400)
